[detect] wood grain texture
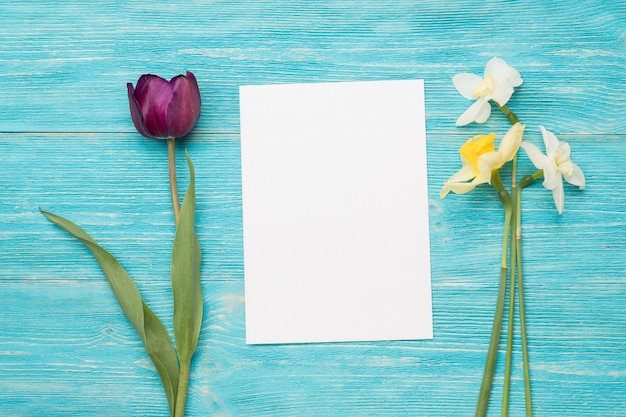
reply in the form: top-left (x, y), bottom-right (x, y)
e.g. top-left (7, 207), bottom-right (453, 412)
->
top-left (1, 1), bottom-right (625, 134)
top-left (1, 1), bottom-right (625, 416)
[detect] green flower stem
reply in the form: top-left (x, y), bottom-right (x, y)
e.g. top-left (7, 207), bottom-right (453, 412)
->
top-left (491, 170), bottom-right (512, 213)
top-left (167, 137), bottom-right (181, 225)
top-left (174, 359), bottom-right (191, 417)
top-left (517, 174), bottom-right (540, 417)
top-left (502, 183), bottom-right (518, 416)
top-left (519, 170), bottom-right (544, 189)
top-left (501, 151), bottom-right (519, 415)
top-left (475, 228), bottom-right (510, 417)
top-left (170, 154), bottom-right (202, 417)
top-left (476, 170), bottom-right (512, 417)
top-left (497, 104), bottom-right (519, 125)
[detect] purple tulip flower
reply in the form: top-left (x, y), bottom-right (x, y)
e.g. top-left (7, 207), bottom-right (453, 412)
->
top-left (127, 71), bottom-right (201, 139)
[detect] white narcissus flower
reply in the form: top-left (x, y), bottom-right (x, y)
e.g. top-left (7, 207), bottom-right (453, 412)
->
top-left (453, 57), bottom-right (523, 126)
top-left (441, 123), bottom-right (525, 198)
top-left (520, 126), bottom-right (585, 214)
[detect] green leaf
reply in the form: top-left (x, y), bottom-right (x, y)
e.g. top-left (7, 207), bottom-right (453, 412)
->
top-left (40, 209), bottom-right (180, 416)
top-left (171, 153), bottom-right (203, 362)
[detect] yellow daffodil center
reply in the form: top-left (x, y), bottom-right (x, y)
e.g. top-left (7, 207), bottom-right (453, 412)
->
top-left (460, 133), bottom-right (496, 171)
top-left (473, 74), bottom-right (495, 98)
top-left (554, 147), bottom-right (574, 176)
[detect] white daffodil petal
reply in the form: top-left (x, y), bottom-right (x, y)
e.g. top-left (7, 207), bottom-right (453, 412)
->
top-left (497, 66), bottom-right (523, 88)
top-left (446, 164), bottom-right (477, 184)
top-left (522, 126), bottom-right (584, 213)
top-left (446, 178), bottom-right (485, 195)
top-left (542, 166), bottom-right (562, 190)
top-left (486, 57), bottom-right (523, 87)
top-left (473, 99), bottom-right (492, 123)
top-left (564, 162), bottom-right (586, 189)
top-left (490, 82), bottom-right (515, 106)
top-left (440, 187), bottom-right (452, 199)
top-left (505, 68), bottom-right (523, 87)
top-left (558, 141), bottom-right (571, 158)
top-left (456, 98), bottom-right (490, 126)
top-left (440, 182), bottom-right (472, 198)
top-left (484, 57), bottom-right (508, 78)
top-left (520, 141), bottom-right (549, 170)
top-left (469, 175), bottom-right (489, 188)
top-left (440, 164), bottom-right (480, 199)
top-left (498, 123), bottom-right (524, 161)
top-left (539, 125), bottom-right (560, 157)
top-left (476, 151), bottom-right (503, 182)
top-left (453, 73), bottom-right (483, 100)
top-left (440, 180), bottom-right (472, 198)
top-left (551, 181), bottom-right (565, 214)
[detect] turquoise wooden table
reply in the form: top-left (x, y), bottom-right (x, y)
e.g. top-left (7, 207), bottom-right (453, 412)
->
top-left (1, 1), bottom-right (625, 416)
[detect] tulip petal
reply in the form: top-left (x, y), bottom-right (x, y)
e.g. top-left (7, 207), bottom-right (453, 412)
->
top-left (127, 83), bottom-right (157, 139)
top-left (166, 72), bottom-right (202, 138)
top-left (453, 73), bottom-right (482, 100)
top-left (564, 162), bottom-right (586, 189)
top-left (137, 76), bottom-right (174, 138)
top-left (456, 98), bottom-right (490, 126)
top-left (134, 74), bottom-right (155, 99)
top-left (185, 71), bottom-right (202, 111)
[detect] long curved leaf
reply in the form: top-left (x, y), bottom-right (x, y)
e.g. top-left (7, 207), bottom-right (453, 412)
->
top-left (171, 153), bottom-right (203, 362)
top-left (40, 209), bottom-right (179, 416)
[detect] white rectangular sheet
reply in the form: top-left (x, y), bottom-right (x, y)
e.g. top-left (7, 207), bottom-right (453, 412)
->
top-left (240, 80), bottom-right (432, 344)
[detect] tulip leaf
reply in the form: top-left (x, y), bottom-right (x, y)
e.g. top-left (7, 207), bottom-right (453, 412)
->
top-left (171, 153), bottom-right (203, 363)
top-left (40, 209), bottom-right (179, 416)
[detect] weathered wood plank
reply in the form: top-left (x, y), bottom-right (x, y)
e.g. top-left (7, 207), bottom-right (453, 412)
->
top-left (1, 132), bottom-right (625, 415)
top-left (2, 0), bottom-right (626, 416)
top-left (0, 1), bottom-right (624, 134)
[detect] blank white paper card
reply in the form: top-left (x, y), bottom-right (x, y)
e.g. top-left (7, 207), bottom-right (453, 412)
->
top-left (240, 80), bottom-right (432, 344)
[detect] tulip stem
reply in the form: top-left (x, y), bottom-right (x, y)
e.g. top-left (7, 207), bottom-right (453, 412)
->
top-left (167, 137), bottom-right (181, 225)
top-left (174, 359), bottom-right (191, 417)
